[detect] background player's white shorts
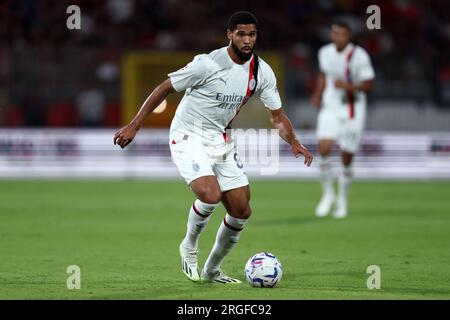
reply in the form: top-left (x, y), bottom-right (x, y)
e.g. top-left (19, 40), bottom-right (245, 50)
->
top-left (169, 131), bottom-right (249, 192)
top-left (317, 103), bottom-right (366, 153)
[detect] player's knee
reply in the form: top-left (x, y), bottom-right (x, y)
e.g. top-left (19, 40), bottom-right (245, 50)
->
top-left (319, 146), bottom-right (332, 157)
top-left (341, 151), bottom-right (354, 166)
top-left (342, 157), bottom-right (353, 166)
top-left (196, 187), bottom-right (222, 204)
top-left (318, 140), bottom-right (333, 156)
top-left (230, 206), bottom-right (252, 219)
top-left (242, 206), bottom-right (252, 219)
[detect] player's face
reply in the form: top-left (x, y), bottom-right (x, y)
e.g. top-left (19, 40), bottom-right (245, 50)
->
top-left (227, 24), bottom-right (257, 62)
top-left (330, 25), bottom-right (351, 51)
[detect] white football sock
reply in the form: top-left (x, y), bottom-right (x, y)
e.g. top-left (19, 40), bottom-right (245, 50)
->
top-left (182, 199), bottom-right (219, 251)
top-left (319, 156), bottom-right (334, 197)
top-left (338, 164), bottom-right (353, 205)
top-left (203, 213), bottom-right (248, 273)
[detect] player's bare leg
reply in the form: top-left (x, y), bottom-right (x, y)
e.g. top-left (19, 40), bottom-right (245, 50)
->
top-left (179, 175), bottom-right (222, 282)
top-left (334, 151), bottom-right (353, 218)
top-left (202, 185), bottom-right (251, 284)
top-left (316, 139), bottom-right (336, 217)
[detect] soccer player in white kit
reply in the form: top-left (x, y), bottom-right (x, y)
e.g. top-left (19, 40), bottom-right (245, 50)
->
top-left (114, 11), bottom-right (313, 283)
top-left (311, 21), bottom-right (375, 219)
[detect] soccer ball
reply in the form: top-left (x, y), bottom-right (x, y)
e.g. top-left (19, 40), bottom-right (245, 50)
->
top-left (244, 252), bottom-right (283, 288)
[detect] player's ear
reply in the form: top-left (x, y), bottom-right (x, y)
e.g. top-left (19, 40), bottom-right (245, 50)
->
top-left (227, 29), bottom-right (233, 41)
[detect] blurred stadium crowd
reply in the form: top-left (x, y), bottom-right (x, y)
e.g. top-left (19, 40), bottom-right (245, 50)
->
top-left (0, 0), bottom-right (449, 127)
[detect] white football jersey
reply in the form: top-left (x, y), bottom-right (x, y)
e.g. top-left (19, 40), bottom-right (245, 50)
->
top-left (318, 43), bottom-right (375, 110)
top-left (168, 47), bottom-right (281, 144)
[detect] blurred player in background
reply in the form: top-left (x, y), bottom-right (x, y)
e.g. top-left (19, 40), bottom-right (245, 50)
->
top-left (311, 21), bottom-right (375, 218)
top-left (114, 11), bottom-right (313, 283)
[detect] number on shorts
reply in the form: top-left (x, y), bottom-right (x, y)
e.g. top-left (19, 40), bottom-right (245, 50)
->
top-left (234, 153), bottom-right (243, 169)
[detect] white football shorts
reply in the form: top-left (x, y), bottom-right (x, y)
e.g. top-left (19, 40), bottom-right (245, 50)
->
top-left (169, 131), bottom-right (249, 192)
top-left (316, 103), bottom-right (366, 153)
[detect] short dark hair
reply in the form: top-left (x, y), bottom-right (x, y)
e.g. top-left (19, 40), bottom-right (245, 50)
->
top-left (331, 20), bottom-right (352, 34)
top-left (227, 11), bottom-right (258, 31)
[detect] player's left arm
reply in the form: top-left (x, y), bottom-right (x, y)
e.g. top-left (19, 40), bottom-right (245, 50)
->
top-left (258, 62), bottom-right (312, 166)
top-left (269, 108), bottom-right (313, 167)
top-left (334, 79), bottom-right (374, 92)
top-left (335, 49), bottom-right (375, 92)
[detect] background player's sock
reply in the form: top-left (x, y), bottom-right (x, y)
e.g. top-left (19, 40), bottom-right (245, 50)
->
top-left (319, 156), bottom-right (334, 196)
top-left (316, 156), bottom-right (335, 216)
top-left (182, 199), bottom-right (219, 251)
top-left (336, 164), bottom-right (353, 217)
top-left (203, 213), bottom-right (247, 274)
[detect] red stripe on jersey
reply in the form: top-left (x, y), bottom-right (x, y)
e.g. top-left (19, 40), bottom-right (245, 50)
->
top-left (224, 55), bottom-right (256, 131)
top-left (345, 48), bottom-right (355, 119)
top-left (245, 56), bottom-right (256, 97)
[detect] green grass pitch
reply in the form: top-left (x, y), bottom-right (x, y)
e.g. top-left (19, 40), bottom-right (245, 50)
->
top-left (0, 179), bottom-right (449, 299)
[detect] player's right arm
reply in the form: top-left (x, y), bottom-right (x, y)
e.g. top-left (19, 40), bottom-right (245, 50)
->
top-left (114, 54), bottom-right (209, 149)
top-left (114, 78), bottom-right (176, 149)
top-left (310, 72), bottom-right (325, 109)
top-left (269, 108), bottom-right (313, 167)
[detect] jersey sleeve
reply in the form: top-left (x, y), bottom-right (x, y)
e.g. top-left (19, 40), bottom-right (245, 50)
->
top-left (354, 49), bottom-right (375, 81)
top-left (257, 64), bottom-right (282, 110)
top-left (168, 55), bottom-right (209, 92)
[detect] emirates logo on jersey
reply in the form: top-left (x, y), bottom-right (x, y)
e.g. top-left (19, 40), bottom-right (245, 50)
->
top-left (216, 93), bottom-right (244, 103)
top-left (215, 92), bottom-right (245, 111)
